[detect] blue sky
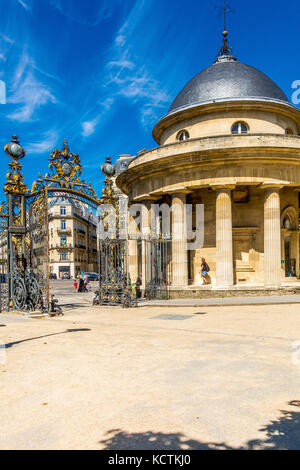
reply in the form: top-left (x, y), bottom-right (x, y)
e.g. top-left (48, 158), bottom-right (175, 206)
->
top-left (0, 0), bottom-right (299, 196)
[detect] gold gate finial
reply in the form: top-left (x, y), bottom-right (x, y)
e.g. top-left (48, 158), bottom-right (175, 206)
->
top-left (62, 138), bottom-right (69, 156)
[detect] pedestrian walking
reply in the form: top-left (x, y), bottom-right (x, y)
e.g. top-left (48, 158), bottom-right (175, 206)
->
top-left (78, 275), bottom-right (85, 293)
top-left (136, 273), bottom-right (142, 299)
top-left (200, 258), bottom-right (210, 285)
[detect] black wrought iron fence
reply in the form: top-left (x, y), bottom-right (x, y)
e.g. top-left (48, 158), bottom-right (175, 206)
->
top-left (144, 239), bottom-right (172, 300)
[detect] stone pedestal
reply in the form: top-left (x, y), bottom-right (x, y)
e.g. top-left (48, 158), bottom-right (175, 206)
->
top-left (214, 187), bottom-right (234, 288)
top-left (264, 187), bottom-right (282, 288)
top-left (171, 193), bottom-right (188, 287)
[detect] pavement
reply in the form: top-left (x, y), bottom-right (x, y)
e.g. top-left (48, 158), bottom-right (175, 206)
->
top-left (49, 279), bottom-right (300, 308)
top-left (0, 292), bottom-right (300, 450)
top-left (145, 295), bottom-right (300, 307)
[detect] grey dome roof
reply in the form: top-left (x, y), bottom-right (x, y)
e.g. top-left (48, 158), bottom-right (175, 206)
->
top-left (168, 57), bottom-right (290, 115)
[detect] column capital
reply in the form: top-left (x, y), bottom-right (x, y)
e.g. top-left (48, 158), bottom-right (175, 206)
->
top-left (259, 183), bottom-right (285, 191)
top-left (132, 196), bottom-right (160, 204)
top-left (168, 188), bottom-right (191, 196)
top-left (210, 184), bottom-right (236, 191)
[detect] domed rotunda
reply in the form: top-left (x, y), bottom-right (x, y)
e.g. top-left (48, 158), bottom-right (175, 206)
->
top-left (116, 32), bottom-right (300, 294)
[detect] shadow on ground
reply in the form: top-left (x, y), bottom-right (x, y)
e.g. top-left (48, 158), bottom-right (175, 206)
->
top-left (5, 328), bottom-right (91, 348)
top-left (59, 303), bottom-right (90, 309)
top-left (99, 429), bottom-right (231, 450)
top-left (99, 401), bottom-right (300, 450)
top-left (247, 400), bottom-right (300, 450)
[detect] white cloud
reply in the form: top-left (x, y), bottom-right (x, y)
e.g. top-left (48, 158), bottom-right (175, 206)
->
top-left (49, 0), bottom-right (119, 26)
top-left (104, 0), bottom-right (170, 127)
top-left (108, 58), bottom-right (135, 70)
top-left (8, 72), bottom-right (56, 122)
top-left (11, 51), bottom-right (30, 90)
top-left (106, 58), bottom-right (169, 126)
top-left (0, 33), bottom-right (15, 45)
top-left (7, 51), bottom-right (56, 122)
top-left (26, 130), bottom-right (59, 154)
top-left (81, 118), bottom-right (99, 137)
top-left (81, 98), bottom-right (114, 137)
top-left (102, 97), bottom-right (114, 109)
top-left (114, 0), bottom-right (146, 45)
top-left (18, 0), bottom-right (32, 13)
top-left (115, 35), bottom-right (126, 47)
top-left (93, 2), bottom-right (115, 24)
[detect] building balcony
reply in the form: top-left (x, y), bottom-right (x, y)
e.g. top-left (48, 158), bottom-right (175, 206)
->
top-left (50, 243), bottom-right (74, 251)
top-left (76, 228), bottom-right (86, 235)
top-left (75, 244), bottom-right (87, 250)
top-left (57, 228), bottom-right (72, 235)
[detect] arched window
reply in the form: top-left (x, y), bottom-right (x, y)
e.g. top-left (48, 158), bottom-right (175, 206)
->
top-left (231, 122), bottom-right (249, 135)
top-left (177, 130), bottom-right (190, 142)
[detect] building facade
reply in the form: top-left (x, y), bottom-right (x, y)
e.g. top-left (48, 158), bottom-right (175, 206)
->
top-left (29, 139), bottom-right (99, 280)
top-left (116, 33), bottom-right (300, 293)
top-left (48, 196), bottom-right (98, 279)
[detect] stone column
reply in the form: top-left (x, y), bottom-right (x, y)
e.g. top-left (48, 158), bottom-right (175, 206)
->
top-left (171, 193), bottom-right (188, 288)
top-left (213, 186), bottom-right (235, 289)
top-left (141, 201), bottom-right (152, 290)
top-left (128, 210), bottom-right (139, 285)
top-left (264, 186), bottom-right (282, 288)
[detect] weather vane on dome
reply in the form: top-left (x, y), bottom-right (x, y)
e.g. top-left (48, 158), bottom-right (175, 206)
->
top-left (214, 0), bottom-right (236, 61)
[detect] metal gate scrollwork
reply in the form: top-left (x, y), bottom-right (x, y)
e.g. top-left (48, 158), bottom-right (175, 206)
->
top-left (2, 135), bottom-right (46, 313)
top-left (1, 135), bottom-right (101, 314)
top-left (94, 239), bottom-right (133, 307)
top-left (144, 239), bottom-right (172, 300)
top-left (11, 264), bottom-right (42, 312)
top-left (0, 202), bottom-right (8, 312)
top-left (93, 158), bottom-right (135, 308)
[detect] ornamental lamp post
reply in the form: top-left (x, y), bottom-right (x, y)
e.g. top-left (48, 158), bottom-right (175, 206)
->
top-left (3, 135), bottom-right (28, 309)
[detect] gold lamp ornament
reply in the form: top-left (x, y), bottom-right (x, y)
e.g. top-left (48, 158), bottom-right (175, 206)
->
top-left (4, 135), bottom-right (28, 195)
top-left (4, 135), bottom-right (26, 160)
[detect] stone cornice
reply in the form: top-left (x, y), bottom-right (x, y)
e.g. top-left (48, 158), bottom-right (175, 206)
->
top-left (116, 134), bottom-right (300, 195)
top-left (129, 134), bottom-right (300, 169)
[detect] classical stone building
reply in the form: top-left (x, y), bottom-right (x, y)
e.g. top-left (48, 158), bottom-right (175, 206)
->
top-left (116, 33), bottom-right (300, 292)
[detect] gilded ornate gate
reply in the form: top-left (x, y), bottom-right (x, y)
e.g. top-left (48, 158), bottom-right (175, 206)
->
top-left (28, 139), bottom-right (99, 308)
top-left (0, 204), bottom-right (8, 312)
top-left (26, 188), bottom-right (49, 309)
top-left (0, 135), bottom-right (99, 313)
top-left (0, 136), bottom-right (45, 312)
top-left (93, 158), bottom-right (135, 307)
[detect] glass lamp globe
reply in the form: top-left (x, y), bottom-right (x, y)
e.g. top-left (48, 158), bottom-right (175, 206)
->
top-left (5, 136), bottom-right (25, 160)
top-left (9, 142), bottom-right (23, 158)
top-left (101, 157), bottom-right (115, 177)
